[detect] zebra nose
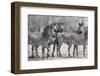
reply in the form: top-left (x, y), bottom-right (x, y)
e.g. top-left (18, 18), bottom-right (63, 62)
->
top-left (80, 31), bottom-right (83, 34)
top-left (52, 35), bottom-right (55, 38)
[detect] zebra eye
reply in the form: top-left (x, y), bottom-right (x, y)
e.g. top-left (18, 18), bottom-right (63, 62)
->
top-left (54, 29), bottom-right (57, 32)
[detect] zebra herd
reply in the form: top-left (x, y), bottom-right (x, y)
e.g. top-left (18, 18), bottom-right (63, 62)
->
top-left (28, 22), bottom-right (88, 59)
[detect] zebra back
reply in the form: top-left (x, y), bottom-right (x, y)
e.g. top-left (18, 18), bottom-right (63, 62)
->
top-left (57, 32), bottom-right (86, 46)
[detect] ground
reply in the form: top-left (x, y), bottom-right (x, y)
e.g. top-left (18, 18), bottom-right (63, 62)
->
top-left (28, 43), bottom-right (88, 61)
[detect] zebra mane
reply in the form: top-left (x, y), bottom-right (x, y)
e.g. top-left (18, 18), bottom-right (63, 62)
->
top-left (43, 25), bottom-right (52, 32)
top-left (42, 25), bottom-right (52, 39)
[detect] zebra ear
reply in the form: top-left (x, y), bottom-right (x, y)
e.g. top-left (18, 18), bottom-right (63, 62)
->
top-left (79, 23), bottom-right (81, 26)
top-left (81, 22), bottom-right (84, 26)
top-left (79, 22), bottom-right (84, 27)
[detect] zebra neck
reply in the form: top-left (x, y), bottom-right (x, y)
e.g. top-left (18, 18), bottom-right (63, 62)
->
top-left (42, 32), bottom-right (49, 40)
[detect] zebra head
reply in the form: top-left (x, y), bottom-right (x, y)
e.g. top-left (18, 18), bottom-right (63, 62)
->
top-left (43, 25), bottom-right (58, 40)
top-left (77, 22), bottom-right (88, 41)
top-left (53, 22), bottom-right (64, 35)
top-left (77, 22), bottom-right (84, 34)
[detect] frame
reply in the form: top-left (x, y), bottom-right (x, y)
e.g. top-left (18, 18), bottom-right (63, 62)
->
top-left (11, 2), bottom-right (98, 74)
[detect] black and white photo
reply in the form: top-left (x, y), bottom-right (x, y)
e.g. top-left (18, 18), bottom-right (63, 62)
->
top-left (28, 15), bottom-right (88, 61)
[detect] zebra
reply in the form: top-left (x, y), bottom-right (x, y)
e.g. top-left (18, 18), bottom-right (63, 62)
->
top-left (28, 25), bottom-right (56, 58)
top-left (56, 22), bottom-right (88, 57)
top-left (49, 22), bottom-right (64, 57)
top-left (73, 26), bottom-right (88, 57)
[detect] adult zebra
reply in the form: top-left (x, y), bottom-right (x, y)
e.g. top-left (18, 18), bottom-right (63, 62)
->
top-left (49, 22), bottom-right (64, 57)
top-left (73, 26), bottom-right (88, 57)
top-left (56, 22), bottom-right (88, 57)
top-left (28, 25), bottom-right (56, 58)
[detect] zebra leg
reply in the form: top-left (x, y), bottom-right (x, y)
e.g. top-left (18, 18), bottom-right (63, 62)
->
top-left (57, 47), bottom-right (59, 57)
top-left (73, 45), bottom-right (76, 57)
top-left (68, 45), bottom-right (71, 57)
top-left (58, 46), bottom-right (62, 57)
top-left (35, 46), bottom-right (39, 58)
top-left (83, 45), bottom-right (86, 57)
top-left (42, 47), bottom-right (45, 59)
top-left (58, 50), bottom-right (62, 57)
top-left (57, 42), bottom-right (62, 57)
top-left (47, 47), bottom-right (50, 58)
top-left (57, 46), bottom-right (60, 57)
top-left (52, 43), bottom-right (56, 57)
top-left (76, 45), bottom-right (79, 57)
top-left (32, 46), bottom-right (34, 58)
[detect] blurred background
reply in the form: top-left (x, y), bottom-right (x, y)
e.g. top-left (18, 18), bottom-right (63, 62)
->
top-left (28, 15), bottom-right (88, 33)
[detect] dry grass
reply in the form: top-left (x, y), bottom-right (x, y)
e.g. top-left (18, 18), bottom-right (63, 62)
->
top-left (28, 43), bottom-right (88, 61)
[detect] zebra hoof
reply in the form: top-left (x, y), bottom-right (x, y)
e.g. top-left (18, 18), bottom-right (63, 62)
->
top-left (73, 53), bottom-right (75, 57)
top-left (42, 57), bottom-right (44, 60)
top-left (68, 55), bottom-right (71, 57)
top-left (47, 54), bottom-right (50, 58)
top-left (52, 54), bottom-right (54, 57)
top-left (37, 55), bottom-right (39, 58)
top-left (77, 54), bottom-right (79, 57)
top-left (59, 54), bottom-right (62, 57)
top-left (83, 54), bottom-right (85, 57)
top-left (57, 54), bottom-right (59, 57)
top-left (42, 56), bottom-right (45, 59)
top-left (32, 55), bottom-right (34, 58)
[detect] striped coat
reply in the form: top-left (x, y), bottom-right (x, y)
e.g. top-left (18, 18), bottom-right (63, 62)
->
top-left (57, 31), bottom-right (87, 57)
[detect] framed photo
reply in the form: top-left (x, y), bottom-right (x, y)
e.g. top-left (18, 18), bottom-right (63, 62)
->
top-left (11, 2), bottom-right (98, 74)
